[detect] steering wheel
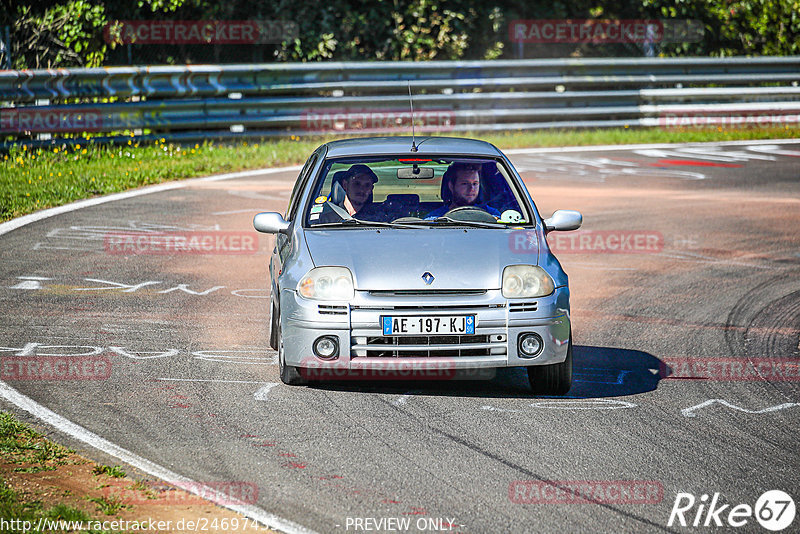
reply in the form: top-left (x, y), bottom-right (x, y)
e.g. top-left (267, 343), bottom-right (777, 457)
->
top-left (441, 206), bottom-right (498, 223)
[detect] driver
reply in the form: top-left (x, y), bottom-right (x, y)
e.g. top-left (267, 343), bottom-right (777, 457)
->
top-left (425, 162), bottom-right (500, 219)
top-left (314, 164), bottom-right (383, 224)
top-left (341, 164), bottom-right (379, 217)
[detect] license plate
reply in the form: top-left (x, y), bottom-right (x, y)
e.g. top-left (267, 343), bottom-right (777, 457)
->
top-left (381, 315), bottom-right (475, 336)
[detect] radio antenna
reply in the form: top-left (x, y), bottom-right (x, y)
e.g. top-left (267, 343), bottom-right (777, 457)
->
top-left (408, 82), bottom-right (418, 152)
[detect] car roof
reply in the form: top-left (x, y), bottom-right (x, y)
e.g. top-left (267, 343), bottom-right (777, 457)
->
top-left (321, 136), bottom-right (504, 158)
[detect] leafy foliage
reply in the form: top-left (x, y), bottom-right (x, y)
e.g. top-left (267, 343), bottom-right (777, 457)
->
top-left (0, 0), bottom-right (797, 67)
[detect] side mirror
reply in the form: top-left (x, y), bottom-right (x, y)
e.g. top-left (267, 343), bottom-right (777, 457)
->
top-left (253, 212), bottom-right (290, 234)
top-left (544, 210), bottom-right (582, 232)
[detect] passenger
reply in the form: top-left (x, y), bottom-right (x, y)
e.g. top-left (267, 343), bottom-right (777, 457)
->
top-left (425, 162), bottom-right (501, 219)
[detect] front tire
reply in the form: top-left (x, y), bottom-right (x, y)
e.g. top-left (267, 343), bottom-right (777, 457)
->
top-left (527, 336), bottom-right (573, 395)
top-left (276, 313), bottom-right (306, 386)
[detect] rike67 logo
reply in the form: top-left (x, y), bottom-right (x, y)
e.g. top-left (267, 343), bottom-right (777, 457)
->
top-left (668, 490), bottom-right (796, 531)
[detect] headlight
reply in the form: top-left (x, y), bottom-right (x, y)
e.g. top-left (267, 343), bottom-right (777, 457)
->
top-left (297, 267), bottom-right (354, 301)
top-left (502, 265), bottom-right (555, 298)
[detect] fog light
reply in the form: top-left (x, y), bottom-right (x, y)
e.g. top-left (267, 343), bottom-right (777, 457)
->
top-left (518, 333), bottom-right (543, 358)
top-left (313, 336), bottom-right (339, 360)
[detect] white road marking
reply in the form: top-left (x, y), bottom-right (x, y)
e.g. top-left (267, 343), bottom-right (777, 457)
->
top-left (9, 276), bottom-right (52, 290)
top-left (481, 399), bottom-right (637, 412)
top-left (230, 288), bottom-right (271, 299)
top-left (0, 381), bottom-right (317, 534)
top-left (681, 399), bottom-right (800, 418)
top-left (503, 138), bottom-right (800, 156)
top-left (110, 347), bottom-right (180, 360)
top-left (74, 279), bottom-right (162, 292)
top-left (392, 394), bottom-right (412, 406)
top-left (158, 284), bottom-right (226, 296)
top-left (0, 342), bottom-right (103, 356)
top-left (747, 144), bottom-right (800, 157)
top-left (253, 382), bottom-right (280, 400)
top-left (193, 349), bottom-right (278, 365)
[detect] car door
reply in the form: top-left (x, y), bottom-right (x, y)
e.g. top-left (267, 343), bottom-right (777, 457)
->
top-left (271, 148), bottom-right (323, 300)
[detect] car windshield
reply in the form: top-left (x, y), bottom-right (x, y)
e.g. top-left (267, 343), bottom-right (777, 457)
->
top-left (304, 156), bottom-right (531, 228)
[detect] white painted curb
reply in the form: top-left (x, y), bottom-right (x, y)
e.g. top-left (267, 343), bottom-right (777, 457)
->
top-left (0, 382), bottom-right (317, 534)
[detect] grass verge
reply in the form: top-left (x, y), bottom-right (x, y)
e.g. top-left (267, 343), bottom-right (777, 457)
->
top-left (0, 411), bottom-right (274, 533)
top-left (1, 126), bottom-right (798, 223)
top-left (0, 411), bottom-right (114, 533)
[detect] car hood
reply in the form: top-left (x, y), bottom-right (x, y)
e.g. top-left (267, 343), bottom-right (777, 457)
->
top-left (304, 228), bottom-right (539, 290)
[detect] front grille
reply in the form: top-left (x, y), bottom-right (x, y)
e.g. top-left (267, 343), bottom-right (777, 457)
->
top-left (352, 334), bottom-right (506, 358)
top-left (318, 305), bottom-right (348, 315)
top-left (509, 301), bottom-right (538, 313)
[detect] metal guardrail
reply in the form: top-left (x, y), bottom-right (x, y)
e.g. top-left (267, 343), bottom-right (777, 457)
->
top-left (1, 57), bottom-right (799, 146)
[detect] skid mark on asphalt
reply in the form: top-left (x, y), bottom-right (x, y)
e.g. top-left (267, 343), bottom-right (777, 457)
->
top-left (575, 309), bottom-right (800, 337)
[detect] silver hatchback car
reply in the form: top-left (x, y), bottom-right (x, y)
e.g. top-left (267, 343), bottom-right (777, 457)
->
top-left (253, 137), bottom-right (582, 395)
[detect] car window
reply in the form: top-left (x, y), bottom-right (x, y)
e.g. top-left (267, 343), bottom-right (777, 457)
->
top-left (285, 152), bottom-right (320, 220)
top-left (303, 156), bottom-right (530, 227)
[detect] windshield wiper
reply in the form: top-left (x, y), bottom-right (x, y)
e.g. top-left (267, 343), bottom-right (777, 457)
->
top-left (312, 218), bottom-right (419, 229)
top-left (430, 216), bottom-right (508, 229)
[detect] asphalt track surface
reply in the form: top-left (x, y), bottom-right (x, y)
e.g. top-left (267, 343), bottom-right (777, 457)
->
top-left (1, 140), bottom-right (799, 533)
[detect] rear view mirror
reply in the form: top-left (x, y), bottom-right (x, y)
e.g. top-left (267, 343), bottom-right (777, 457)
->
top-left (397, 165), bottom-right (435, 179)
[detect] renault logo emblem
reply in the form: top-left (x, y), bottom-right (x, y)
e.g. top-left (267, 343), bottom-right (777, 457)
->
top-left (421, 272), bottom-right (434, 285)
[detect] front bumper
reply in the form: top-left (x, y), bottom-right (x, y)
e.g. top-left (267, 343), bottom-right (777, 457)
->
top-left (280, 287), bottom-right (571, 372)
